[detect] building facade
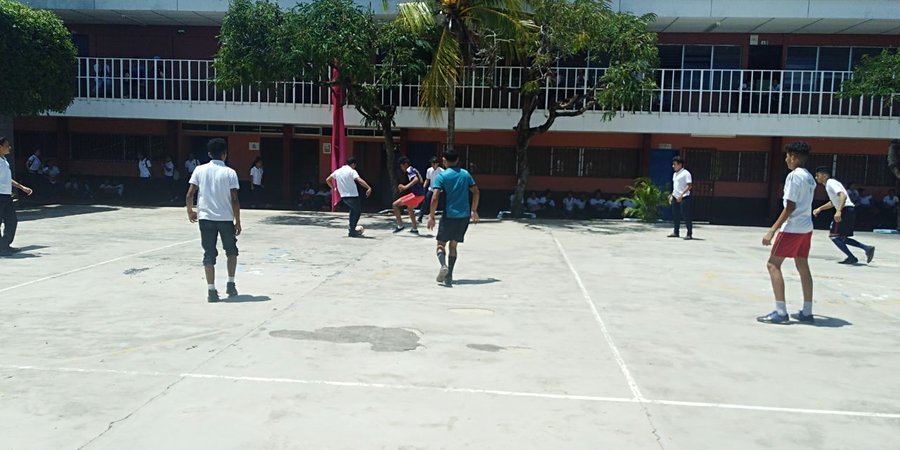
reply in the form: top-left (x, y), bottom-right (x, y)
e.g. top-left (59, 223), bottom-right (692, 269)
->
top-left (13, 0), bottom-right (900, 222)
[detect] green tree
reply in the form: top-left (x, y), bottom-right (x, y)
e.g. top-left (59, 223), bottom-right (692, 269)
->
top-left (215, 0), bottom-right (431, 199)
top-left (395, 0), bottom-right (532, 151)
top-left (509, 0), bottom-right (657, 217)
top-left (840, 50), bottom-right (900, 181)
top-left (0, 0), bottom-right (77, 175)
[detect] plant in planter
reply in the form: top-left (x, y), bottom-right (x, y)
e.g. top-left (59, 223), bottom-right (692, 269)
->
top-left (619, 177), bottom-right (667, 222)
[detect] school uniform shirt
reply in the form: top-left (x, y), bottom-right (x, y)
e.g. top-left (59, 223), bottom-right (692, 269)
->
top-left (575, 199), bottom-right (587, 210)
top-left (824, 179), bottom-right (854, 209)
top-left (26, 154), bottom-right (42, 173)
top-left (563, 197), bottom-right (577, 211)
top-left (0, 156), bottom-right (12, 195)
top-left (672, 168), bottom-right (692, 198)
top-left (426, 166), bottom-right (444, 188)
top-left (331, 165), bottom-right (360, 198)
top-left (185, 159), bottom-right (199, 175)
top-left (780, 167), bottom-right (816, 233)
top-left (883, 195), bottom-right (899, 207)
top-left (189, 160), bottom-right (240, 222)
top-left (164, 161), bottom-right (175, 177)
top-left (407, 166), bottom-right (425, 196)
top-left (138, 158), bottom-right (152, 178)
top-left (47, 166), bottom-right (60, 183)
top-left (250, 166), bottom-right (264, 186)
top-left (432, 167), bottom-right (476, 219)
top-left (589, 198), bottom-right (606, 208)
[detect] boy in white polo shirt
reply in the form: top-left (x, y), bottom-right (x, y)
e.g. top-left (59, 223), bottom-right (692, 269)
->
top-left (758, 141), bottom-right (816, 324)
top-left (0, 137), bottom-right (34, 256)
top-left (813, 166), bottom-right (875, 265)
top-left (668, 155), bottom-right (693, 240)
top-left (186, 138), bottom-right (241, 302)
top-left (326, 156), bottom-right (373, 237)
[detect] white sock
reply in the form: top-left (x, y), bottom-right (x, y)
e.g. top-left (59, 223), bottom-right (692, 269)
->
top-left (802, 301), bottom-right (812, 316)
top-left (775, 301), bottom-right (787, 316)
top-left (208, 284), bottom-right (216, 291)
top-left (228, 277), bottom-right (235, 283)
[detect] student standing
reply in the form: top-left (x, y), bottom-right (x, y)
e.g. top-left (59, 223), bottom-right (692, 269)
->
top-left (758, 142), bottom-right (816, 324)
top-left (812, 167), bottom-right (875, 265)
top-left (326, 157), bottom-right (373, 237)
top-left (392, 157), bottom-right (425, 234)
top-left (668, 156), bottom-right (693, 240)
top-left (186, 138), bottom-right (241, 302)
top-left (250, 159), bottom-right (265, 208)
top-left (0, 137), bottom-right (34, 256)
top-left (426, 149), bottom-right (479, 286)
top-left (418, 156), bottom-right (444, 223)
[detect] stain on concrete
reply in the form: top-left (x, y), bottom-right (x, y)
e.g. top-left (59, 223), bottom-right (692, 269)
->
top-left (270, 326), bottom-right (421, 352)
top-left (467, 343), bottom-right (506, 352)
top-left (123, 267), bottom-right (149, 276)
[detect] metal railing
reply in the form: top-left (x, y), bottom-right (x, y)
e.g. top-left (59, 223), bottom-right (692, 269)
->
top-left (76, 57), bottom-right (900, 119)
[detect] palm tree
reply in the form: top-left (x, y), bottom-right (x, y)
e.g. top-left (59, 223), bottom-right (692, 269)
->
top-left (395, 0), bottom-right (532, 151)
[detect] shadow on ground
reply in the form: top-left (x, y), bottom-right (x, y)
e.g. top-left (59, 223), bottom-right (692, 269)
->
top-left (221, 295), bottom-right (272, 303)
top-left (16, 204), bottom-right (120, 221)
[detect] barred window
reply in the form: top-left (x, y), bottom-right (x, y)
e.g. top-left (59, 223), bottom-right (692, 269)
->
top-left (466, 145), bottom-right (516, 175)
top-left (71, 133), bottom-right (167, 161)
top-left (711, 151), bottom-right (768, 182)
top-left (550, 147), bottom-right (580, 177)
top-left (835, 154), bottom-right (895, 186)
top-left (527, 146), bottom-right (552, 176)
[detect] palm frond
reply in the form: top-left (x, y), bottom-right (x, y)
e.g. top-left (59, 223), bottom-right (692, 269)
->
top-left (420, 30), bottom-right (463, 121)
top-left (396, 2), bottom-right (436, 34)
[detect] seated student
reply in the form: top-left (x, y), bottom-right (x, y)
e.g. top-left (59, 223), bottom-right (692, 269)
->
top-left (526, 191), bottom-right (541, 213)
top-left (883, 189), bottom-right (899, 209)
top-left (575, 193), bottom-right (588, 219)
top-left (539, 189), bottom-right (556, 216)
top-left (562, 191), bottom-right (578, 218)
top-left (606, 195), bottom-right (624, 218)
top-left (589, 189), bottom-right (607, 218)
top-left (315, 183), bottom-right (331, 210)
top-left (44, 160), bottom-right (61, 197)
top-left (298, 182), bottom-right (316, 209)
top-left (111, 179), bottom-right (125, 197)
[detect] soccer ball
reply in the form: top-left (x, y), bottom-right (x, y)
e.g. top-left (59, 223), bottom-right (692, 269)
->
top-left (355, 225), bottom-right (365, 235)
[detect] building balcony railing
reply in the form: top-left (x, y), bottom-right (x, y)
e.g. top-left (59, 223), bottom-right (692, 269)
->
top-left (77, 57), bottom-right (900, 119)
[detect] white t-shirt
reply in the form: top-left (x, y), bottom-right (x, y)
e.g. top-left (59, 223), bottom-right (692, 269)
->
top-left (0, 157), bottom-right (11, 195)
top-left (780, 167), bottom-right (816, 233)
top-left (164, 161), bottom-right (174, 177)
top-left (824, 178), bottom-right (854, 209)
top-left (563, 196), bottom-right (577, 211)
top-left (883, 195), bottom-right (899, 207)
top-left (189, 160), bottom-right (240, 221)
top-left (426, 166), bottom-right (444, 186)
top-left (330, 165), bottom-right (360, 198)
top-left (27, 154), bottom-right (42, 173)
top-left (860, 195), bottom-right (873, 206)
top-left (185, 159), bottom-right (199, 174)
top-left (138, 158), bottom-right (152, 178)
top-left (672, 169), bottom-right (692, 198)
top-left (250, 166), bottom-right (264, 186)
top-left (47, 166), bottom-right (60, 183)
top-left (589, 197), bottom-right (606, 207)
top-left (574, 198), bottom-right (586, 209)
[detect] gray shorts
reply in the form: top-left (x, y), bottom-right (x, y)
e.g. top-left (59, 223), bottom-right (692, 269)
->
top-left (199, 219), bottom-right (238, 265)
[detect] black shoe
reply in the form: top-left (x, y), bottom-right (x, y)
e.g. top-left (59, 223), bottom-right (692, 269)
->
top-left (667, 233), bottom-right (680, 238)
top-left (865, 247), bottom-right (875, 264)
top-left (838, 257), bottom-right (859, 265)
top-left (207, 289), bottom-right (220, 302)
top-left (7, 247), bottom-right (21, 253)
top-left (444, 273), bottom-right (453, 287)
top-left (226, 282), bottom-right (238, 297)
top-left (683, 236), bottom-right (693, 241)
top-left (409, 228), bottom-right (419, 235)
top-left (791, 311), bottom-right (815, 324)
top-left (0, 248), bottom-right (11, 257)
top-left (393, 225), bottom-right (405, 233)
top-left (348, 231), bottom-right (360, 238)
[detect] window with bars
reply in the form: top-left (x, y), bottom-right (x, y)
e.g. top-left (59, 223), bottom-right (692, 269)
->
top-left (709, 151), bottom-right (768, 182)
top-left (71, 133), bottom-right (168, 161)
top-left (836, 154), bottom-right (895, 186)
top-left (527, 146), bottom-right (552, 176)
top-left (464, 145), bottom-right (516, 175)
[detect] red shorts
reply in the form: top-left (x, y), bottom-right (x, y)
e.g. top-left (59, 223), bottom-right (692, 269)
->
top-left (771, 231), bottom-right (812, 258)
top-left (399, 193), bottom-right (425, 208)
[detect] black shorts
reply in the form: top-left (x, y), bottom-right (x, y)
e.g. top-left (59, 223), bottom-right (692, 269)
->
top-left (199, 219), bottom-right (239, 265)
top-left (437, 217), bottom-right (470, 243)
top-left (830, 206), bottom-right (856, 237)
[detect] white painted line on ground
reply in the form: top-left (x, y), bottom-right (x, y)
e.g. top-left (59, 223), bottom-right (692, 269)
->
top-left (551, 233), bottom-right (645, 401)
top-left (0, 239), bottom-right (199, 294)
top-left (5, 364), bottom-right (900, 419)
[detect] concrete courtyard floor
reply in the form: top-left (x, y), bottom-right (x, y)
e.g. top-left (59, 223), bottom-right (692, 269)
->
top-left (1, 204), bottom-right (898, 449)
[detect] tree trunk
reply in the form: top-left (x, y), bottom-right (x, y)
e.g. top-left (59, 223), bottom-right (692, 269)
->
top-left (0, 115), bottom-right (14, 179)
top-left (381, 120), bottom-right (399, 200)
top-left (446, 99), bottom-right (455, 152)
top-left (511, 94), bottom-right (537, 218)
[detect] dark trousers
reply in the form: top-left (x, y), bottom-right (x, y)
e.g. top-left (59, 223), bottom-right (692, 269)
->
top-left (199, 219), bottom-right (238, 266)
top-left (342, 196), bottom-right (362, 233)
top-left (418, 189), bottom-right (434, 221)
top-left (0, 194), bottom-right (17, 249)
top-left (251, 185), bottom-right (264, 206)
top-left (672, 196), bottom-right (693, 236)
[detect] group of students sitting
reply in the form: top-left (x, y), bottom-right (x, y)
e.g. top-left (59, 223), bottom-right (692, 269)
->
top-left (514, 189), bottom-right (636, 219)
top-left (296, 182), bottom-right (334, 211)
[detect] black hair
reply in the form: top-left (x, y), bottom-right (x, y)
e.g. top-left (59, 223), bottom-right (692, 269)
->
top-left (345, 156), bottom-right (357, 166)
top-left (398, 156), bottom-right (410, 166)
top-left (429, 156), bottom-right (439, 164)
top-left (207, 138), bottom-right (228, 158)
top-left (443, 149), bottom-right (459, 162)
top-left (784, 141), bottom-right (811, 162)
top-left (814, 166), bottom-right (832, 176)
top-left (0, 136), bottom-right (7, 146)
top-left (672, 155), bottom-right (685, 164)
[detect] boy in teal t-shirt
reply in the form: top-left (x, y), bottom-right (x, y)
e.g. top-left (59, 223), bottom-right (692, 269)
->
top-left (427, 149), bottom-right (479, 286)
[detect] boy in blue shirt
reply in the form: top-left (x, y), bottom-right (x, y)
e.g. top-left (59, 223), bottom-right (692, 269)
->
top-left (426, 149), bottom-right (480, 286)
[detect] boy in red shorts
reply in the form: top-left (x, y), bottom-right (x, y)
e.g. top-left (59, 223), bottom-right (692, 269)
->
top-left (759, 141), bottom-right (817, 324)
top-left (392, 157), bottom-right (426, 234)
